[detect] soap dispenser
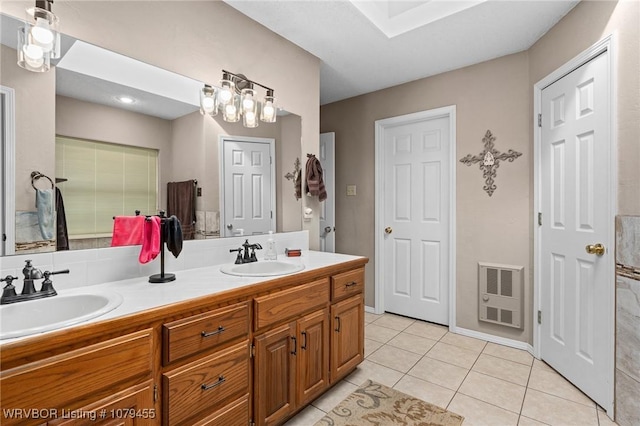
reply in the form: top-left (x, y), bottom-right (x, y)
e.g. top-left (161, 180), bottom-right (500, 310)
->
top-left (265, 231), bottom-right (277, 260)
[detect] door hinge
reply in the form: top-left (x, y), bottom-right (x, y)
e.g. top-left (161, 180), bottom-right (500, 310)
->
top-left (270, 211), bottom-right (273, 219)
top-left (2, 233), bottom-right (5, 242)
top-left (153, 384), bottom-right (158, 402)
top-left (249, 420), bottom-right (255, 426)
top-left (250, 343), bottom-right (255, 358)
top-left (538, 212), bottom-right (543, 226)
top-left (538, 114), bottom-right (542, 127)
top-left (537, 310), bottom-right (542, 325)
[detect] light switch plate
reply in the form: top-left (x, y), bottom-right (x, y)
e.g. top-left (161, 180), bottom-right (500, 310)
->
top-left (346, 185), bottom-right (357, 196)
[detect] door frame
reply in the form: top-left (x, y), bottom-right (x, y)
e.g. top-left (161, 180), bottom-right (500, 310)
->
top-left (319, 132), bottom-right (335, 253)
top-left (219, 135), bottom-right (276, 237)
top-left (533, 35), bottom-right (616, 415)
top-left (1, 85), bottom-right (16, 256)
top-left (374, 105), bottom-right (457, 327)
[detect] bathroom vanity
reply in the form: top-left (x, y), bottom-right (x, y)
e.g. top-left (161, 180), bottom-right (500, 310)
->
top-left (0, 253), bottom-right (367, 426)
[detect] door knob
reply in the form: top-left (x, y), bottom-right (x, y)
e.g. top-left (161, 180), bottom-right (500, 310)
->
top-left (585, 243), bottom-right (605, 256)
top-left (226, 224), bottom-right (233, 230)
top-left (324, 226), bottom-right (332, 234)
top-left (384, 227), bottom-right (392, 234)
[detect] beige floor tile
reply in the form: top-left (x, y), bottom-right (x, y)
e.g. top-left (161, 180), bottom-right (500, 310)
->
top-left (472, 353), bottom-right (531, 386)
top-left (447, 393), bottom-right (519, 426)
top-left (597, 409), bottom-right (617, 426)
top-left (367, 344), bottom-right (422, 373)
top-left (404, 321), bottom-right (448, 340)
top-left (527, 365), bottom-right (595, 407)
top-left (284, 405), bottom-right (326, 426)
top-left (532, 358), bottom-right (555, 373)
top-left (393, 375), bottom-right (455, 409)
top-left (426, 341), bottom-right (481, 369)
top-left (458, 371), bottom-right (526, 414)
top-left (364, 311), bottom-right (382, 323)
top-left (364, 323), bottom-right (400, 343)
top-left (440, 332), bottom-right (487, 352)
top-left (483, 342), bottom-right (534, 366)
top-left (517, 415), bottom-right (550, 425)
top-left (344, 359), bottom-right (404, 388)
top-left (311, 380), bottom-right (358, 412)
top-left (521, 388), bottom-right (598, 425)
top-left (387, 332), bottom-right (437, 355)
top-left (364, 338), bottom-right (383, 357)
top-left (407, 356), bottom-right (469, 391)
top-left (371, 313), bottom-right (415, 330)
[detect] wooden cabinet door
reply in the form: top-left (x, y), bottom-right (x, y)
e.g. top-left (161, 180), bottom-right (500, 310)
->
top-left (254, 323), bottom-right (296, 426)
top-left (296, 308), bottom-right (329, 406)
top-left (330, 295), bottom-right (364, 382)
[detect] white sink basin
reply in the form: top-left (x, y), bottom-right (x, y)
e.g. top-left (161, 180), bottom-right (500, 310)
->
top-left (0, 291), bottom-right (123, 340)
top-left (220, 261), bottom-right (305, 277)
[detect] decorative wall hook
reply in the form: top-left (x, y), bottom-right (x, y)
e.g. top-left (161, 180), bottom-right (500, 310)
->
top-left (284, 157), bottom-right (301, 181)
top-left (459, 130), bottom-right (522, 196)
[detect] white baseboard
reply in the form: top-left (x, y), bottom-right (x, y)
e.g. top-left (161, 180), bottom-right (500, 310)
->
top-left (451, 326), bottom-right (535, 356)
top-left (365, 305), bottom-right (376, 314)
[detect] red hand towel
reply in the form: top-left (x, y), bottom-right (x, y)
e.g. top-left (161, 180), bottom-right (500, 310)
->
top-left (111, 216), bottom-right (145, 247)
top-left (139, 216), bottom-right (161, 264)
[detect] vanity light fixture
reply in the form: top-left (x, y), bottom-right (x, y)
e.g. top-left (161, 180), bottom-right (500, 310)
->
top-left (201, 70), bottom-right (277, 127)
top-left (199, 84), bottom-right (218, 117)
top-left (17, 0), bottom-right (60, 73)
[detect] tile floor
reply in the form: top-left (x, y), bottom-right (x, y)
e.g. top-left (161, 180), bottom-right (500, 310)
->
top-left (285, 312), bottom-right (617, 426)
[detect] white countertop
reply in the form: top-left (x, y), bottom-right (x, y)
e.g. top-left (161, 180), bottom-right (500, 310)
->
top-left (0, 250), bottom-right (365, 345)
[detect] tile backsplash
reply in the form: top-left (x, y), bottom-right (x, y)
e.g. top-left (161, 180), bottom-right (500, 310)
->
top-left (615, 215), bottom-right (640, 426)
top-left (0, 231), bottom-right (309, 292)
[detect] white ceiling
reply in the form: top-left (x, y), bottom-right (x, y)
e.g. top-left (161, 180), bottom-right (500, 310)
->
top-left (225, 0), bottom-right (580, 105)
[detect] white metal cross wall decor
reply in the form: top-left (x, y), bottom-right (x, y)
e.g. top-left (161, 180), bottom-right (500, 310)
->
top-left (459, 130), bottom-right (522, 197)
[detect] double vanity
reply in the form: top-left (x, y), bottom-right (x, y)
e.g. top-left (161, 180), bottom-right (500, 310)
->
top-left (0, 249), bottom-right (367, 426)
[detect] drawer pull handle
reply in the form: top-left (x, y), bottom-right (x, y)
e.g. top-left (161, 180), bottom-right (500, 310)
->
top-left (345, 281), bottom-right (357, 288)
top-left (291, 336), bottom-right (297, 355)
top-left (301, 331), bottom-right (307, 350)
top-left (201, 375), bottom-right (225, 390)
top-left (335, 316), bottom-right (341, 332)
top-left (201, 326), bottom-right (225, 337)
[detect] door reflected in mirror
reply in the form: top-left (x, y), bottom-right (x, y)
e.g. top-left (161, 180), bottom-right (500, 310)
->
top-left (0, 13), bottom-right (302, 255)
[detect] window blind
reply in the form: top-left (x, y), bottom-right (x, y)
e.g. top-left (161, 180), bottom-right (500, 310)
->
top-left (55, 136), bottom-right (158, 238)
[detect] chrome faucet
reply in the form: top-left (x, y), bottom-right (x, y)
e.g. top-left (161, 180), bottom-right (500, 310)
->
top-left (0, 260), bottom-right (69, 304)
top-left (229, 239), bottom-right (263, 264)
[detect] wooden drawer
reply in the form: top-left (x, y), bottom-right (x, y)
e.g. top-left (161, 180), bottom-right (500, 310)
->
top-left (0, 329), bottom-right (154, 426)
top-left (163, 341), bottom-right (249, 426)
top-left (193, 394), bottom-right (249, 426)
top-left (254, 278), bottom-right (329, 330)
top-left (49, 380), bottom-right (155, 425)
top-left (163, 302), bottom-right (249, 364)
top-left (331, 268), bottom-right (364, 301)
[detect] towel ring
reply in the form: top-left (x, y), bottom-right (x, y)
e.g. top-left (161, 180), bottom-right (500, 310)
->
top-left (31, 171), bottom-right (54, 190)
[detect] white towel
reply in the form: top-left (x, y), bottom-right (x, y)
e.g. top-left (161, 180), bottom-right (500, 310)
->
top-left (36, 188), bottom-right (54, 240)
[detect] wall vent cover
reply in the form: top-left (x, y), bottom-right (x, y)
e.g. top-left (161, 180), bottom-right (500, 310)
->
top-left (478, 262), bottom-right (524, 329)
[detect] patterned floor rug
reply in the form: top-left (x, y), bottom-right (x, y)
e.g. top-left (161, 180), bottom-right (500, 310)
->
top-left (314, 380), bottom-right (464, 426)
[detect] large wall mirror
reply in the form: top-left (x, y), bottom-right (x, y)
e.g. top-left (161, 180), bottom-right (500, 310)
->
top-left (0, 13), bottom-right (302, 255)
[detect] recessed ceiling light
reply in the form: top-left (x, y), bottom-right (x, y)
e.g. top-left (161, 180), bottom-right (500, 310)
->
top-left (117, 96), bottom-right (135, 104)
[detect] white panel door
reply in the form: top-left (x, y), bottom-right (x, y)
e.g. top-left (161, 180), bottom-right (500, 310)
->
top-left (222, 138), bottom-right (274, 237)
top-left (319, 132), bottom-right (335, 253)
top-left (540, 50), bottom-right (611, 408)
top-left (383, 115), bottom-right (450, 324)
